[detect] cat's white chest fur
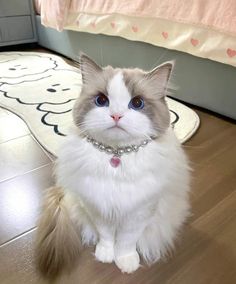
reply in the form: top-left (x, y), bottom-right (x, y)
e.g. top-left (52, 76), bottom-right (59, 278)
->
top-left (56, 128), bottom-right (189, 220)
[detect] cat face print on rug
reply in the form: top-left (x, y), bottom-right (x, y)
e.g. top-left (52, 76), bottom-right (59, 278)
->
top-left (0, 70), bottom-right (80, 104)
top-left (36, 54), bottom-right (191, 279)
top-left (0, 69), bottom-right (80, 139)
top-left (0, 53), bottom-right (58, 83)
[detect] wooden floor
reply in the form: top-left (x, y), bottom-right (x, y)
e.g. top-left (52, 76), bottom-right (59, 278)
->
top-left (0, 51), bottom-right (236, 284)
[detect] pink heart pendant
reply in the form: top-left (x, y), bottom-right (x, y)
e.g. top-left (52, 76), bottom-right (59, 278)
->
top-left (110, 156), bottom-right (121, 168)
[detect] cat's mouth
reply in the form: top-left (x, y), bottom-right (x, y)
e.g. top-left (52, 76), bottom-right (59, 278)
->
top-left (108, 125), bottom-right (128, 133)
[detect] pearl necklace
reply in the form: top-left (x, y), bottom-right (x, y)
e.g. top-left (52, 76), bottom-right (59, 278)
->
top-left (86, 136), bottom-right (152, 168)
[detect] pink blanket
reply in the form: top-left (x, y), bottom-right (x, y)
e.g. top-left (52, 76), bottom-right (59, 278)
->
top-left (39, 0), bottom-right (236, 66)
top-left (71, 0), bottom-right (236, 35)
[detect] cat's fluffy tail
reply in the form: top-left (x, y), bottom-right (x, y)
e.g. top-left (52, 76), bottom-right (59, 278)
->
top-left (35, 186), bottom-right (81, 280)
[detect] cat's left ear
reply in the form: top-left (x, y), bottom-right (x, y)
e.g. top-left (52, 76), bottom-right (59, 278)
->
top-left (79, 53), bottom-right (103, 85)
top-left (145, 61), bottom-right (174, 97)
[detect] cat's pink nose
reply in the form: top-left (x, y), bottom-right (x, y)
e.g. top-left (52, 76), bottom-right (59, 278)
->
top-left (111, 114), bottom-right (122, 122)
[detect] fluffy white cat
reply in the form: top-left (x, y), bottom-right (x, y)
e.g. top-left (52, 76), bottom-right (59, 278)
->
top-left (36, 54), bottom-right (190, 279)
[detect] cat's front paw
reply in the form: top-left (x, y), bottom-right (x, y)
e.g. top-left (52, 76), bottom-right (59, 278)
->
top-left (95, 241), bottom-right (114, 263)
top-left (115, 251), bottom-right (140, 273)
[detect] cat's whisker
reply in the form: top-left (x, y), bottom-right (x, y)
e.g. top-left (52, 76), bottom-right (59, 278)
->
top-left (78, 119), bottom-right (106, 125)
top-left (149, 50), bottom-right (169, 70)
top-left (78, 121), bottom-right (111, 128)
top-left (79, 123), bottom-right (112, 133)
top-left (154, 126), bottom-right (167, 132)
top-left (77, 128), bottom-right (88, 135)
top-left (78, 118), bottom-right (111, 125)
top-left (122, 125), bottom-right (152, 140)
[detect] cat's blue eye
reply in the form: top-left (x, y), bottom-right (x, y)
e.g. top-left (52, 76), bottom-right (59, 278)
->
top-left (128, 96), bottom-right (144, 110)
top-left (95, 93), bottom-right (109, 107)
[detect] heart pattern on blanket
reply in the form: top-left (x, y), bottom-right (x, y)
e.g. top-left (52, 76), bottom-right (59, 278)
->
top-left (90, 22), bottom-right (96, 28)
top-left (190, 38), bottom-right (199, 47)
top-left (226, 48), bottom-right (236, 58)
top-left (110, 22), bottom-right (116, 29)
top-left (132, 26), bottom-right (139, 33)
top-left (162, 31), bottom-right (168, 39)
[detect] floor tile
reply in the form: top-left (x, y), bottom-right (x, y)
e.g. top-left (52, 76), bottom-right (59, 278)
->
top-left (0, 113), bottom-right (29, 143)
top-left (0, 135), bottom-right (51, 182)
top-left (0, 163), bottom-right (54, 245)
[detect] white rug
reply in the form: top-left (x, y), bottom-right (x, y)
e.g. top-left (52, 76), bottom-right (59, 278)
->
top-left (0, 52), bottom-right (200, 156)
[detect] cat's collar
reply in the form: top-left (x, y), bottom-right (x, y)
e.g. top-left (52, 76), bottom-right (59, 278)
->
top-left (85, 135), bottom-right (152, 157)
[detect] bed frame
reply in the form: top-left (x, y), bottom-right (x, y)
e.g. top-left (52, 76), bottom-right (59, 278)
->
top-left (36, 16), bottom-right (236, 120)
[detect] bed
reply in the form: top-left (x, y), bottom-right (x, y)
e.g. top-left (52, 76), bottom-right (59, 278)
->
top-left (34, 0), bottom-right (236, 119)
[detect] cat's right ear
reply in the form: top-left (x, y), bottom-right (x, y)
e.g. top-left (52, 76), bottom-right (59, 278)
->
top-left (79, 53), bottom-right (102, 85)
